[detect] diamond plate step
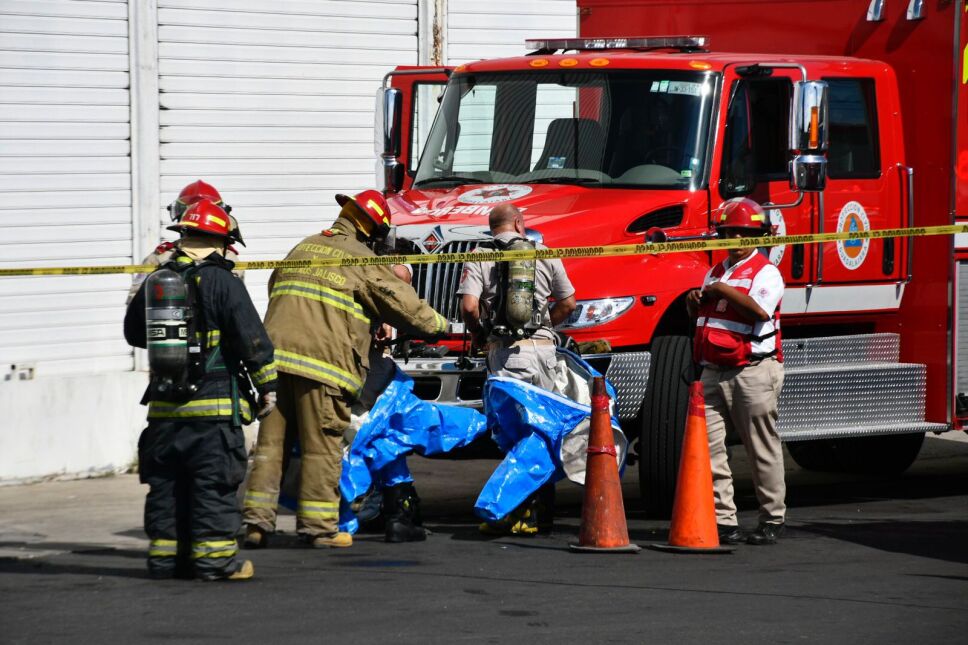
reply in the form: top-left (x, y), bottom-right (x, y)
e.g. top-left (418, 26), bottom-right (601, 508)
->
top-left (779, 421), bottom-right (949, 441)
top-left (778, 362), bottom-right (932, 438)
top-left (781, 333), bottom-right (899, 368)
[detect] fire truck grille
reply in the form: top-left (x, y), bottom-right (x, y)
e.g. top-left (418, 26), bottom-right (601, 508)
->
top-left (411, 240), bottom-right (481, 324)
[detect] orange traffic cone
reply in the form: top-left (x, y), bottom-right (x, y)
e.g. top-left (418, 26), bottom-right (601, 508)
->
top-left (570, 377), bottom-right (640, 553)
top-left (650, 381), bottom-right (733, 553)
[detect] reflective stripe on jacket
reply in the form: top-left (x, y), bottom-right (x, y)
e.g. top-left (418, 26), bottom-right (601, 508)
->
top-left (148, 396), bottom-right (253, 421)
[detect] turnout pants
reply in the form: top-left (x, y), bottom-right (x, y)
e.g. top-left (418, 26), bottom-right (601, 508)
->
top-left (138, 419), bottom-right (247, 579)
top-left (702, 357), bottom-right (786, 526)
top-left (243, 372), bottom-right (351, 538)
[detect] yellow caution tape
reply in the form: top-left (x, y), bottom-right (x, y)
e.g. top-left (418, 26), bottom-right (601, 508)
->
top-left (1, 224), bottom-right (965, 278)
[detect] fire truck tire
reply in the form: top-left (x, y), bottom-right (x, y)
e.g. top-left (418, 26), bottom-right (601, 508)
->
top-left (639, 335), bottom-right (693, 518)
top-left (786, 433), bottom-right (925, 475)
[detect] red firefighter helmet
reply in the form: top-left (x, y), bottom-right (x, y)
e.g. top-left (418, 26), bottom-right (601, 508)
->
top-left (715, 197), bottom-right (769, 234)
top-left (335, 190), bottom-right (391, 239)
top-left (167, 199), bottom-right (232, 240)
top-left (168, 180), bottom-right (232, 222)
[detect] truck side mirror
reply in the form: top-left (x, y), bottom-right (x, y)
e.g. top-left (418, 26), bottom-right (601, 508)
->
top-left (789, 80), bottom-right (829, 192)
top-left (790, 154), bottom-right (828, 192)
top-left (375, 87), bottom-right (405, 192)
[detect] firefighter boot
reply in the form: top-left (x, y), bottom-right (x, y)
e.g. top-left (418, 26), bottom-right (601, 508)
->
top-left (226, 560), bottom-right (255, 581)
top-left (383, 483), bottom-right (427, 543)
top-left (199, 559), bottom-right (254, 582)
top-left (535, 483), bottom-right (556, 534)
top-left (242, 525), bottom-right (270, 550)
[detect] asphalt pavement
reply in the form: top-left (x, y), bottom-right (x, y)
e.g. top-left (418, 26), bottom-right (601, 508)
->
top-left (1, 434), bottom-right (967, 644)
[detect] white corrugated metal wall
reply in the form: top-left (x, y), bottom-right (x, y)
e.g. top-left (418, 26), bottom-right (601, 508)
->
top-left (157, 0), bottom-right (419, 314)
top-left (447, 0), bottom-right (576, 63)
top-left (0, 0), bottom-right (133, 377)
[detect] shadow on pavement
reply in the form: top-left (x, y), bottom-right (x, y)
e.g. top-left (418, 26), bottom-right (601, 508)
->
top-left (796, 520), bottom-right (968, 564)
top-left (0, 556), bottom-right (148, 580)
top-left (0, 542), bottom-right (145, 559)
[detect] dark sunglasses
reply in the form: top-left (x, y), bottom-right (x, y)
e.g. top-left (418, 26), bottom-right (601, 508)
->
top-left (717, 227), bottom-right (764, 238)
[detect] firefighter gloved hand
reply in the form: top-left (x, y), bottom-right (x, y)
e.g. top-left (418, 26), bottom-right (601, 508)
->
top-left (257, 391), bottom-right (277, 420)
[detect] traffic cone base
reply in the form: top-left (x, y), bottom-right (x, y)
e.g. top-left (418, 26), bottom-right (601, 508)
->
top-left (648, 543), bottom-right (733, 554)
top-left (651, 381), bottom-right (733, 555)
top-left (570, 542), bottom-right (642, 553)
top-left (570, 377), bottom-right (639, 554)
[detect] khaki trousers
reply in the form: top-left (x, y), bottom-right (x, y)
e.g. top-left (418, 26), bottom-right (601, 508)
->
top-left (486, 338), bottom-right (557, 391)
top-left (242, 372), bottom-right (351, 537)
top-left (702, 357), bottom-right (786, 526)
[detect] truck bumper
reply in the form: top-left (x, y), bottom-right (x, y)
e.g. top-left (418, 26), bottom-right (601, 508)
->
top-left (395, 351), bottom-right (652, 423)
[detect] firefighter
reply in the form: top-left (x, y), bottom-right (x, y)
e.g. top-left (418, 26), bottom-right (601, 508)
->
top-left (458, 203), bottom-right (577, 535)
top-left (124, 199), bottom-right (277, 581)
top-left (242, 190), bottom-right (447, 549)
top-left (686, 197), bottom-right (786, 546)
top-left (126, 180), bottom-right (244, 305)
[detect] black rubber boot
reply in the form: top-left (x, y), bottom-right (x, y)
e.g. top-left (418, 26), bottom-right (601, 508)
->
top-left (535, 482), bottom-right (556, 534)
top-left (383, 483), bottom-right (427, 543)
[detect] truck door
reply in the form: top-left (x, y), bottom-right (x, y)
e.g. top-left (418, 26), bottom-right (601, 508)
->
top-left (386, 67), bottom-right (452, 191)
top-left (815, 77), bottom-right (904, 287)
top-left (714, 70), bottom-right (813, 287)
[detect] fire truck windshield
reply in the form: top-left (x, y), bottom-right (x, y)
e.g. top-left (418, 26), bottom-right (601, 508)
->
top-left (413, 69), bottom-right (716, 191)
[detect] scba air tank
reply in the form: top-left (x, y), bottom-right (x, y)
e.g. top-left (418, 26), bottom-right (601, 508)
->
top-left (504, 238), bottom-right (537, 334)
top-left (145, 268), bottom-right (191, 394)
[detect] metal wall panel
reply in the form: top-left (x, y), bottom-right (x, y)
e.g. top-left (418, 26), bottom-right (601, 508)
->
top-left (447, 0), bottom-right (576, 64)
top-left (0, 0), bottom-right (133, 377)
top-left (157, 0), bottom-right (418, 314)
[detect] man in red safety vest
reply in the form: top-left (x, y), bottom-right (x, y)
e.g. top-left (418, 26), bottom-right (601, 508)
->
top-left (686, 197), bottom-right (786, 546)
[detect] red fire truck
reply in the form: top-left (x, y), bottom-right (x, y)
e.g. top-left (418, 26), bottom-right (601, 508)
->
top-left (375, 0), bottom-right (965, 515)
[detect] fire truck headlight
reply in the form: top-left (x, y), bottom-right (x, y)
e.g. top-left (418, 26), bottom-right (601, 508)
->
top-left (559, 297), bottom-right (634, 329)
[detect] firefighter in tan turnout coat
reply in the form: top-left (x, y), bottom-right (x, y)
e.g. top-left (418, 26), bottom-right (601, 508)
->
top-left (242, 190), bottom-right (448, 549)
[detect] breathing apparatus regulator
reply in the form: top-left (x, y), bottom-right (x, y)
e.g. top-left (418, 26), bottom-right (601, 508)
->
top-left (488, 236), bottom-right (541, 339)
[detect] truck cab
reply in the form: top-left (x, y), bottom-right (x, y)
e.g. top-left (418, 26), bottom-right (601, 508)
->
top-left (376, 28), bottom-right (951, 515)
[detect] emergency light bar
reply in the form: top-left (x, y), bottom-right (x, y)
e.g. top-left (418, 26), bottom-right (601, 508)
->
top-left (525, 36), bottom-right (709, 52)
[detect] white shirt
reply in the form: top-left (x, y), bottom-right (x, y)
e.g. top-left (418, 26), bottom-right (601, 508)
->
top-left (701, 252), bottom-right (784, 355)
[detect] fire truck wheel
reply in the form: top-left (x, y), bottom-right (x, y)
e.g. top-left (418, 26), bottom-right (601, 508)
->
top-left (787, 433), bottom-right (925, 475)
top-left (639, 335), bottom-right (693, 518)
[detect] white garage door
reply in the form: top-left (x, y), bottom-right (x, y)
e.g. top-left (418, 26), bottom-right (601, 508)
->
top-left (0, 0), bottom-right (133, 377)
top-left (447, 0), bottom-right (576, 64)
top-left (157, 0), bottom-right (418, 313)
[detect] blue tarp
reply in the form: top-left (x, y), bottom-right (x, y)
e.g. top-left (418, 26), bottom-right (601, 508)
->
top-left (338, 367), bottom-right (488, 531)
top-left (305, 350), bottom-right (626, 531)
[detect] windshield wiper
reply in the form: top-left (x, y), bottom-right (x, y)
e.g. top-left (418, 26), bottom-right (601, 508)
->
top-left (413, 175), bottom-right (488, 187)
top-left (525, 176), bottom-right (603, 185)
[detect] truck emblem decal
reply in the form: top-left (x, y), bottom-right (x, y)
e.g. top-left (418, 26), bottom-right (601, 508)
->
top-left (836, 201), bottom-right (871, 271)
top-left (458, 184), bottom-right (533, 205)
top-left (422, 228), bottom-right (443, 252)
